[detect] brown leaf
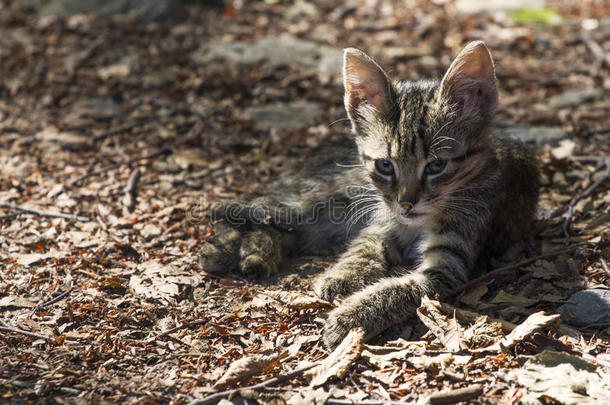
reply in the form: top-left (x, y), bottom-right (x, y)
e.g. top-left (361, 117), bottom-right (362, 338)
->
top-left (305, 328), bottom-right (364, 387)
top-left (474, 311), bottom-right (560, 353)
top-left (213, 350), bottom-right (286, 390)
top-left (416, 296), bottom-right (467, 352)
top-left (265, 291), bottom-right (334, 311)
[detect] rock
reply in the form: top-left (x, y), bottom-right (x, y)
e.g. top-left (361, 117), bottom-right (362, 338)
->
top-left (243, 101), bottom-right (323, 131)
top-left (193, 34), bottom-right (343, 75)
top-left (556, 289), bottom-right (610, 327)
top-left (456, 0), bottom-right (546, 14)
top-left (495, 125), bottom-right (570, 145)
top-left (547, 89), bottom-right (604, 109)
top-left (34, 0), bottom-right (180, 23)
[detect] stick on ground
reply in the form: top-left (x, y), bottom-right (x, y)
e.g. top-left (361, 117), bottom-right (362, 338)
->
top-left (0, 320), bottom-right (51, 342)
top-left (427, 384), bottom-right (483, 405)
top-left (0, 203), bottom-right (90, 222)
top-left (188, 363), bottom-right (317, 405)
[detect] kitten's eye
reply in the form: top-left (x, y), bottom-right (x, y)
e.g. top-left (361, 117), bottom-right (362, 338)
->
top-left (425, 159), bottom-right (447, 175)
top-left (374, 159), bottom-right (394, 176)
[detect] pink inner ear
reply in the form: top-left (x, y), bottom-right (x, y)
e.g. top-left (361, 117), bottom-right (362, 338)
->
top-left (440, 42), bottom-right (498, 118)
top-left (344, 51), bottom-right (389, 113)
top-left (349, 78), bottom-right (385, 111)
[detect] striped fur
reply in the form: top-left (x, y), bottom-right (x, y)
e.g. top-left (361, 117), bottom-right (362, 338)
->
top-left (199, 42), bottom-right (539, 349)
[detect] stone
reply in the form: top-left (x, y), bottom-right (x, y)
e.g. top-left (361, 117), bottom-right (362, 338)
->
top-left (193, 34), bottom-right (343, 75)
top-left (556, 289), bottom-right (610, 327)
top-left (495, 125), bottom-right (570, 145)
top-left (34, 0), bottom-right (180, 23)
top-left (243, 101), bottom-right (323, 131)
top-left (547, 88), bottom-right (604, 109)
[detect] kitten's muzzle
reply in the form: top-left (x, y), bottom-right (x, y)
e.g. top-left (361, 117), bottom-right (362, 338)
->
top-left (399, 201), bottom-right (414, 213)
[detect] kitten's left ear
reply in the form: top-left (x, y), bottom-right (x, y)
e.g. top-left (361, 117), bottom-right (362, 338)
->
top-left (440, 41), bottom-right (498, 121)
top-left (343, 48), bottom-right (394, 121)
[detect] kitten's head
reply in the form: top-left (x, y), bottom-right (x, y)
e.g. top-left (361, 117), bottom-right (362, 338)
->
top-left (343, 41), bottom-right (498, 224)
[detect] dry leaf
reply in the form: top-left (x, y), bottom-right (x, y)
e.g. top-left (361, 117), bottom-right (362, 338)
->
top-left (416, 296), bottom-right (467, 352)
top-left (305, 328), bottom-right (364, 387)
top-left (474, 311), bottom-right (560, 353)
top-left (265, 291), bottom-right (334, 311)
top-left (459, 282), bottom-right (488, 308)
top-left (0, 296), bottom-right (35, 308)
top-left (509, 350), bottom-right (609, 405)
top-left (213, 350), bottom-right (286, 390)
top-left (490, 290), bottom-right (537, 307)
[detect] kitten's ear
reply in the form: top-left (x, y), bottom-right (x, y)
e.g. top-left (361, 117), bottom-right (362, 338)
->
top-left (343, 48), bottom-right (393, 120)
top-left (440, 41), bottom-right (498, 121)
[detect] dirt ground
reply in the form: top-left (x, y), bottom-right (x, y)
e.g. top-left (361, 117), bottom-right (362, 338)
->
top-left (0, 0), bottom-right (609, 404)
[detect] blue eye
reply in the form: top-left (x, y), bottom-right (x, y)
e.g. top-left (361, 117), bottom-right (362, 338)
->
top-left (425, 159), bottom-right (447, 175)
top-left (374, 159), bottom-right (394, 176)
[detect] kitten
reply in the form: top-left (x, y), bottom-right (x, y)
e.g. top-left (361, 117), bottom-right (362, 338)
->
top-left (200, 41), bottom-right (539, 349)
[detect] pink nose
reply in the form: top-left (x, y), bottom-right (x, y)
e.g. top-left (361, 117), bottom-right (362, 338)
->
top-left (400, 202), bottom-right (414, 212)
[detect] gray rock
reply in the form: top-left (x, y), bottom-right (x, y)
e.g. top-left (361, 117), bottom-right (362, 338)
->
top-left (456, 0), bottom-right (546, 14)
top-left (495, 125), bottom-right (570, 145)
top-left (35, 0), bottom-right (180, 23)
top-left (547, 88), bottom-right (604, 109)
top-left (556, 289), bottom-right (610, 327)
top-left (193, 34), bottom-right (343, 75)
top-left (243, 101), bottom-right (323, 131)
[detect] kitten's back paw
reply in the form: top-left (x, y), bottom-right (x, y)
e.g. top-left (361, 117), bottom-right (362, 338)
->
top-left (313, 276), bottom-right (354, 302)
top-left (239, 254), bottom-right (276, 278)
top-left (198, 223), bottom-right (241, 274)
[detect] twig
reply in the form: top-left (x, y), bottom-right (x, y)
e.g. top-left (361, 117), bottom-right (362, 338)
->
top-left (562, 156), bottom-right (610, 244)
top-left (68, 147), bottom-right (171, 187)
top-left (188, 363), bottom-right (317, 405)
top-left (427, 385), bottom-right (483, 405)
top-left (452, 242), bottom-right (592, 296)
top-left (327, 400), bottom-right (414, 405)
top-left (33, 288), bottom-right (72, 312)
top-left (0, 203), bottom-right (89, 222)
top-left (113, 135), bottom-right (130, 163)
top-left (153, 319), bottom-right (208, 341)
top-left (0, 319), bottom-right (51, 342)
top-left (437, 302), bottom-right (517, 333)
top-left (92, 122), bottom-right (140, 142)
top-left (122, 167), bottom-right (141, 213)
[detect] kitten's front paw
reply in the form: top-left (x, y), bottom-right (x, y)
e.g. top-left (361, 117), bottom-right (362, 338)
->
top-left (313, 276), bottom-right (355, 302)
top-left (324, 304), bottom-right (367, 349)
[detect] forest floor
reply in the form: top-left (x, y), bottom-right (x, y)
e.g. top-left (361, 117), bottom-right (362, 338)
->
top-left (1, 0), bottom-right (609, 404)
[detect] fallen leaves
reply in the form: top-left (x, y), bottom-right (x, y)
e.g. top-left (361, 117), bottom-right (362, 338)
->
top-left (213, 350), bottom-right (286, 390)
top-left (475, 311), bottom-right (560, 353)
top-left (417, 296), bottom-right (467, 352)
top-left (509, 350), bottom-right (610, 405)
top-left (305, 328), bottom-right (364, 386)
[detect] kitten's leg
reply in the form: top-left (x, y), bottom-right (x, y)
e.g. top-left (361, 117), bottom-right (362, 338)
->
top-left (313, 230), bottom-right (389, 302)
top-left (322, 226), bottom-right (477, 348)
top-left (238, 228), bottom-right (282, 278)
top-left (199, 222), bottom-right (242, 274)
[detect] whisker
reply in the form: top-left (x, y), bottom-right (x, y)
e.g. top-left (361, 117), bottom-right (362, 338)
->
top-left (328, 118), bottom-right (350, 127)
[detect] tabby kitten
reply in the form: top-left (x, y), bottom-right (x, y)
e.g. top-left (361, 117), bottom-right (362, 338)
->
top-left (200, 41), bottom-right (539, 349)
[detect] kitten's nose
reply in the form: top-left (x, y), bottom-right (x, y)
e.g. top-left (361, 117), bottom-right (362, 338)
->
top-left (399, 201), bottom-right (414, 213)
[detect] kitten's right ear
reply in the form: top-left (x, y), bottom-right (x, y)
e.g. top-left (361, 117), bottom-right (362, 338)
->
top-left (343, 48), bottom-right (393, 121)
